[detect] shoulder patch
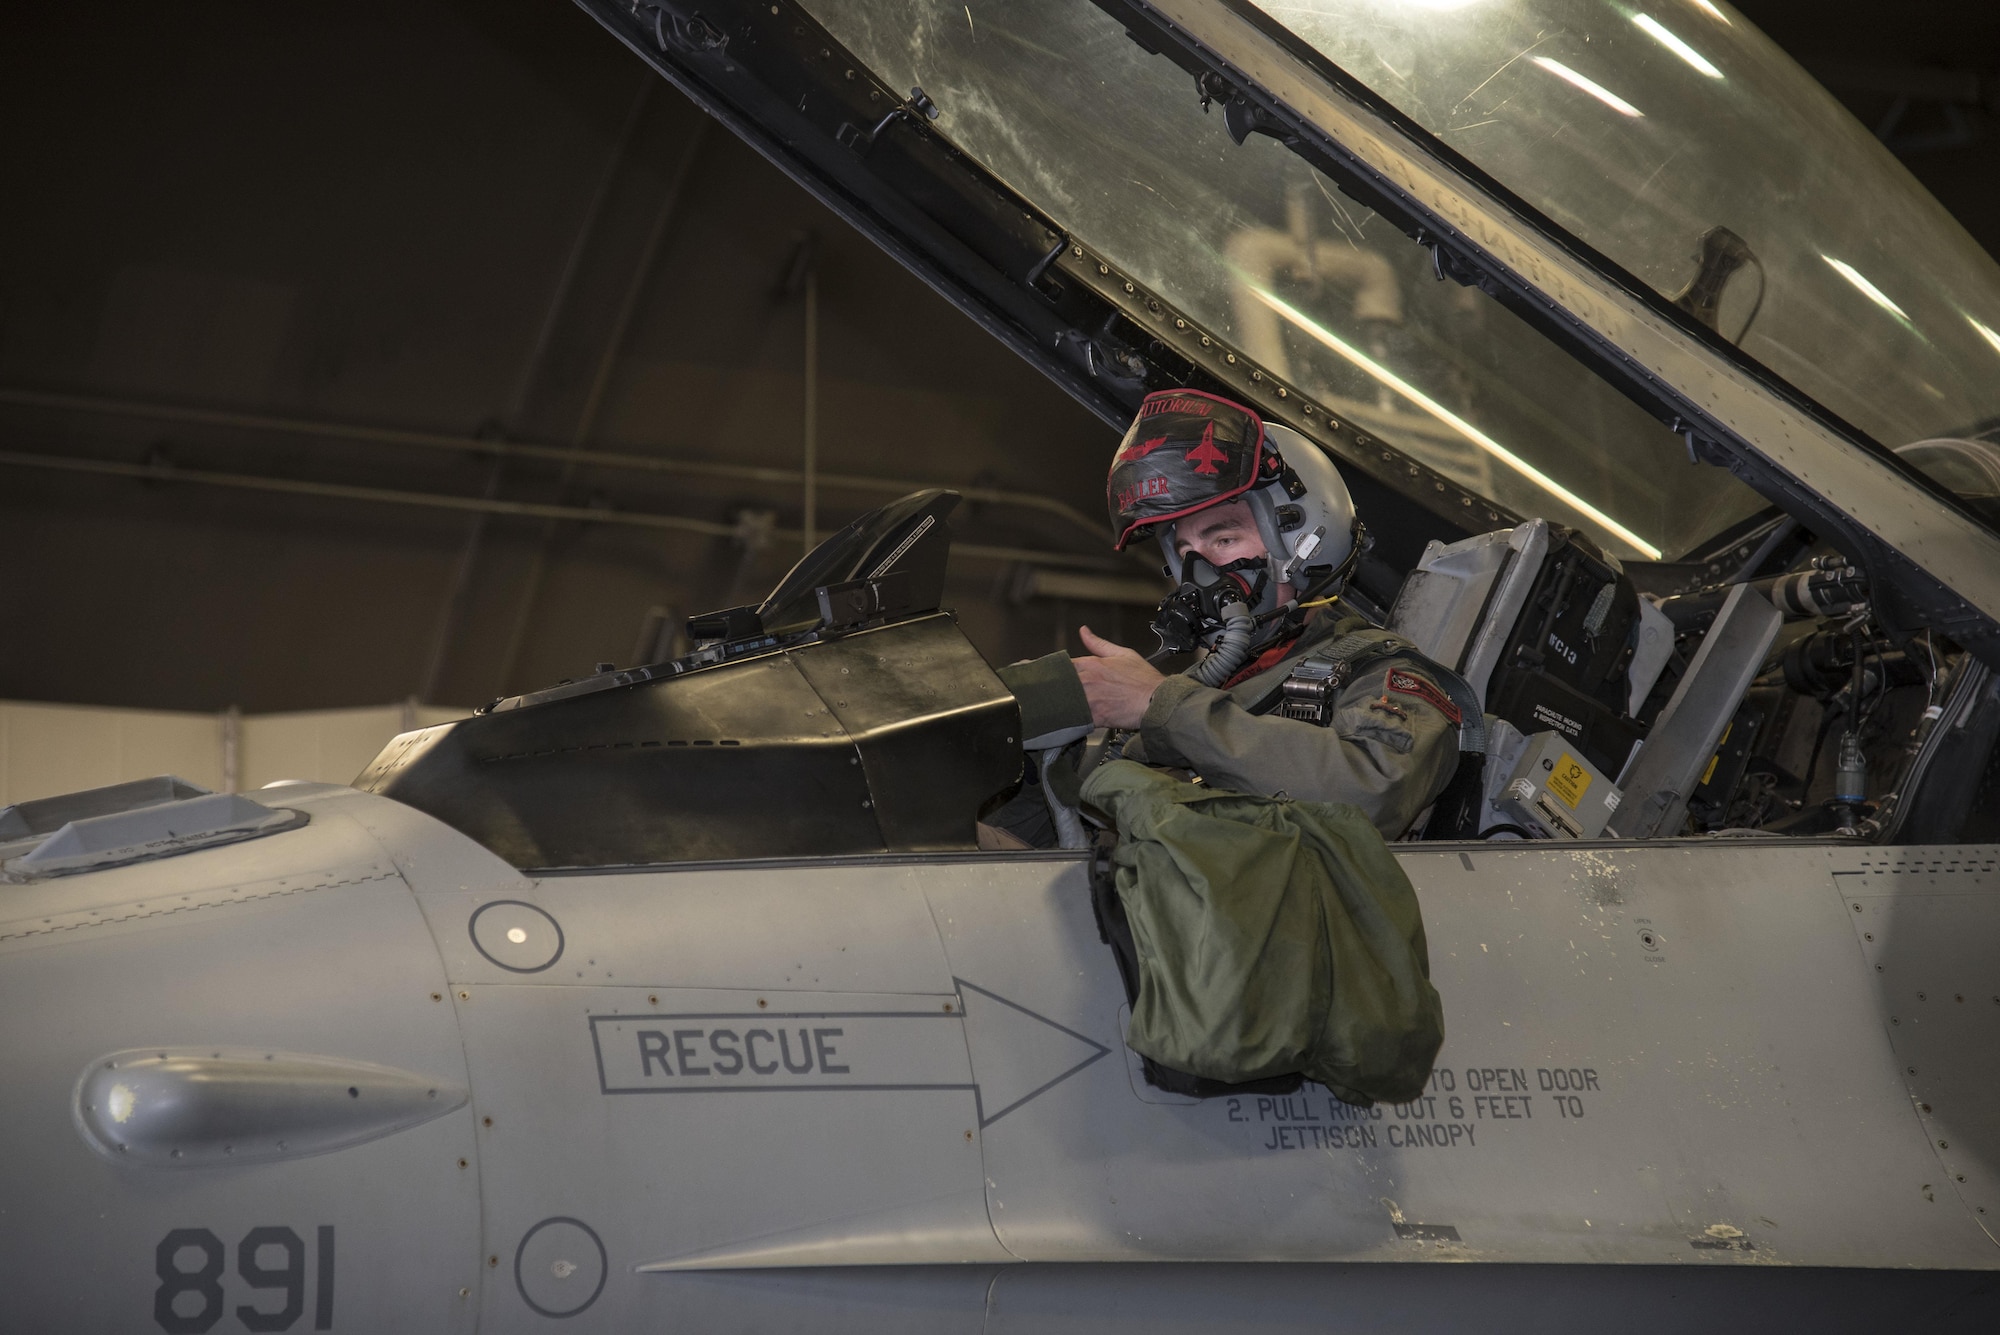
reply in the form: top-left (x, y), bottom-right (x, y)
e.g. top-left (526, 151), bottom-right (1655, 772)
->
top-left (1384, 667), bottom-right (1461, 724)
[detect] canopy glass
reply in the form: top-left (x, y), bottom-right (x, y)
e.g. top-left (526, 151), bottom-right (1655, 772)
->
top-left (812, 0), bottom-right (1776, 558)
top-left (1270, 0), bottom-right (2000, 460)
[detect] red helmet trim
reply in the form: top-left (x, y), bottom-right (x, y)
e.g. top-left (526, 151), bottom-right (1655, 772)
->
top-left (1112, 474), bottom-right (1263, 550)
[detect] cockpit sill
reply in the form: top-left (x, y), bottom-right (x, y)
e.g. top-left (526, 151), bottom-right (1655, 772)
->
top-left (523, 832), bottom-right (1881, 878)
top-left (524, 827), bottom-right (1896, 879)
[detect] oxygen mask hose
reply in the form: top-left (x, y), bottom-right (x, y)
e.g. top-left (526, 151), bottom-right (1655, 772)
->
top-left (1187, 599), bottom-right (1256, 687)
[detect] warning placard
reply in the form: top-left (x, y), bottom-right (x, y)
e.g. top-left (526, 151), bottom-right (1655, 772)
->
top-left (1547, 753), bottom-right (1593, 809)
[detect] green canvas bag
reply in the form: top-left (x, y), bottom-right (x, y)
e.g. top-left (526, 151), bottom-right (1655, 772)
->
top-left (1080, 759), bottom-right (1444, 1106)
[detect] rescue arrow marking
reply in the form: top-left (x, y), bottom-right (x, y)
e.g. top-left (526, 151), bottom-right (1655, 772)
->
top-left (588, 981), bottom-right (1109, 1127)
top-left (952, 978), bottom-right (1111, 1127)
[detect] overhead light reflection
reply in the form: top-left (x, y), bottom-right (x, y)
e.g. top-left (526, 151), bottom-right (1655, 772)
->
top-left (1633, 14), bottom-right (1723, 78)
top-left (1243, 283), bottom-right (1663, 558)
top-left (1532, 57), bottom-right (1646, 117)
top-left (1969, 316), bottom-right (2000, 358)
top-left (1823, 256), bottom-right (1911, 323)
top-left (1687, 0), bottom-right (1732, 23)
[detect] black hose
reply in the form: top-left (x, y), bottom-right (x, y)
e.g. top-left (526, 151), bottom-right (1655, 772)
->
top-left (1801, 701), bottom-right (1845, 797)
top-left (1186, 600), bottom-right (1256, 687)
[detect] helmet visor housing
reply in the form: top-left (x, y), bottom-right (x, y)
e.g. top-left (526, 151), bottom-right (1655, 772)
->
top-left (1106, 390), bottom-right (1265, 550)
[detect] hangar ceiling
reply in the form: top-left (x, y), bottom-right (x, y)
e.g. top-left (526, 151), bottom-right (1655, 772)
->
top-left (3, 1), bottom-right (1995, 713)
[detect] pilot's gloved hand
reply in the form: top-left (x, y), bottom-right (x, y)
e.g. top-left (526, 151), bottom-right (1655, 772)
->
top-left (1072, 626), bottom-right (1166, 730)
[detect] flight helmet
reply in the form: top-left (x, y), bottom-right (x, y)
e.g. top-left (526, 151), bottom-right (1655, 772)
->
top-left (1106, 389), bottom-right (1360, 652)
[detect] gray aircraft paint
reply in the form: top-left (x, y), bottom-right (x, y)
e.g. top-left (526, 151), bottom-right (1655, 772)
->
top-left (5, 780), bottom-right (1995, 1330)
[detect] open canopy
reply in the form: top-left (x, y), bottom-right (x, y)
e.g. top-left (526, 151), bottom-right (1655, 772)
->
top-left (582, 0), bottom-right (2000, 659)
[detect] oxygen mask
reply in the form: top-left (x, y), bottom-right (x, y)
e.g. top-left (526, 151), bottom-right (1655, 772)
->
top-left (1150, 553), bottom-right (1265, 656)
top-left (1148, 553), bottom-right (1273, 687)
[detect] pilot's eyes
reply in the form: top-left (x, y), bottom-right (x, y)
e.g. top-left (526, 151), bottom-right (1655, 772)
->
top-left (1177, 526), bottom-right (1245, 557)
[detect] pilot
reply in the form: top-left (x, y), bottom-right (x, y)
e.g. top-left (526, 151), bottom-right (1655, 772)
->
top-left (997, 388), bottom-right (1471, 842)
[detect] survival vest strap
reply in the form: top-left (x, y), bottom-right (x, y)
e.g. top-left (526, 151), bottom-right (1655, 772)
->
top-left (1087, 828), bottom-right (1305, 1099)
top-left (1255, 629), bottom-right (1489, 841)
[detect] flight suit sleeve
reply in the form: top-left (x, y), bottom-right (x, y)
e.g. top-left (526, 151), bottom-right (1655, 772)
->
top-left (1133, 661), bottom-right (1462, 838)
top-left (995, 651), bottom-right (1094, 749)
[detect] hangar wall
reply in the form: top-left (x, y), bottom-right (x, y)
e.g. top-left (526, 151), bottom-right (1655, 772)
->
top-left (0, 1), bottom-right (1140, 717)
top-left (0, 699), bottom-right (467, 806)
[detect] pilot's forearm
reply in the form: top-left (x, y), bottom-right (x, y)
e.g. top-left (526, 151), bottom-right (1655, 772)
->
top-left (1135, 674), bottom-right (1458, 837)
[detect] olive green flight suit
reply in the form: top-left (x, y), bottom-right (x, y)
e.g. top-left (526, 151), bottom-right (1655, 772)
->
top-left (1001, 612), bottom-right (1462, 840)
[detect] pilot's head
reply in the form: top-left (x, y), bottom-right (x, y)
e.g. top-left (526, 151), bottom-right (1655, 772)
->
top-left (1106, 389), bottom-right (1360, 651)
